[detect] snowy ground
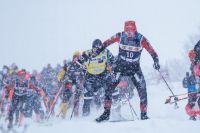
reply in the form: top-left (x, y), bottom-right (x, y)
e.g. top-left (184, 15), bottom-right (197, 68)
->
top-left (1, 82), bottom-right (200, 133)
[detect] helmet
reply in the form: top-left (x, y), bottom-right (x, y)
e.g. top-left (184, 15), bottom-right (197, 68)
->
top-left (18, 69), bottom-right (26, 77)
top-left (10, 63), bottom-right (18, 70)
top-left (72, 51), bottom-right (81, 63)
top-left (47, 64), bottom-right (52, 69)
top-left (2, 65), bottom-right (9, 75)
top-left (92, 39), bottom-right (102, 49)
top-left (25, 73), bottom-right (31, 80)
top-left (124, 20), bottom-right (137, 33)
top-left (73, 51), bottom-right (81, 58)
top-left (188, 50), bottom-right (196, 60)
top-left (92, 39), bottom-right (103, 54)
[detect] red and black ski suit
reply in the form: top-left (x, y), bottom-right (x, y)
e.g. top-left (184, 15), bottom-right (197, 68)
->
top-left (102, 31), bottom-right (159, 115)
top-left (186, 40), bottom-right (200, 116)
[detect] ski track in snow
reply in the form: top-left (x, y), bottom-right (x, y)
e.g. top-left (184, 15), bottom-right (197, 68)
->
top-left (1, 82), bottom-right (200, 133)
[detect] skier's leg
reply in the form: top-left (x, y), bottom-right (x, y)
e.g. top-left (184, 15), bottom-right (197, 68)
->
top-left (96, 73), bottom-right (120, 122)
top-left (185, 93), bottom-right (197, 120)
top-left (82, 80), bottom-right (93, 116)
top-left (93, 79), bottom-right (103, 110)
top-left (19, 95), bottom-right (28, 126)
top-left (73, 87), bottom-right (81, 117)
top-left (8, 95), bottom-right (19, 128)
top-left (14, 106), bottom-right (20, 125)
top-left (131, 70), bottom-right (148, 120)
top-left (34, 96), bottom-right (45, 121)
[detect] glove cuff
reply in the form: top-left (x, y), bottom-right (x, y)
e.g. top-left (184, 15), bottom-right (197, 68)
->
top-left (153, 56), bottom-right (159, 63)
top-left (151, 52), bottom-right (159, 63)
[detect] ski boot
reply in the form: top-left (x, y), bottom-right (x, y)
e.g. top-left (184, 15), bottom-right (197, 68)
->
top-left (189, 115), bottom-right (196, 121)
top-left (96, 108), bottom-right (110, 122)
top-left (141, 112), bottom-right (149, 120)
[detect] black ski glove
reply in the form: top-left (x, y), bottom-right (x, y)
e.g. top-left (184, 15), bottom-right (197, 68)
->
top-left (152, 55), bottom-right (160, 70)
top-left (153, 61), bottom-right (160, 70)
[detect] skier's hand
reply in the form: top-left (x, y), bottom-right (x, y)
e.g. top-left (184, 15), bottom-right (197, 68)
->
top-left (153, 61), bottom-right (160, 70)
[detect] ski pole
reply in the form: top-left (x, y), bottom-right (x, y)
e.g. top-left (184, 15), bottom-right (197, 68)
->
top-left (70, 100), bottom-right (78, 120)
top-left (158, 70), bottom-right (176, 96)
top-left (165, 91), bottom-right (199, 104)
top-left (127, 100), bottom-right (137, 120)
top-left (47, 84), bottom-right (63, 120)
top-left (169, 97), bottom-right (188, 104)
top-left (157, 70), bottom-right (179, 108)
top-left (44, 98), bottom-right (50, 113)
top-left (124, 93), bottom-right (139, 120)
top-left (70, 105), bottom-right (75, 120)
top-left (168, 91), bottom-right (199, 98)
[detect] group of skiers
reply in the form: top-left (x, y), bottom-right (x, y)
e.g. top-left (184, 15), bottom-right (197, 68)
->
top-left (0, 20), bottom-right (200, 130)
top-left (0, 63), bottom-right (67, 128)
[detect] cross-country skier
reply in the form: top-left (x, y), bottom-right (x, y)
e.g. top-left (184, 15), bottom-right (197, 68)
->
top-left (57, 51), bottom-right (85, 118)
top-left (187, 40), bottom-right (200, 119)
top-left (96, 20), bottom-right (160, 122)
top-left (76, 39), bottom-right (116, 117)
top-left (183, 72), bottom-right (200, 120)
top-left (6, 69), bottom-right (46, 128)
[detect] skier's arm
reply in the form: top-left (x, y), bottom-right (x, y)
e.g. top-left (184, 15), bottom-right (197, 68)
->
top-left (76, 51), bottom-right (89, 70)
top-left (141, 37), bottom-right (160, 70)
top-left (29, 83), bottom-right (49, 111)
top-left (106, 50), bottom-right (115, 73)
top-left (103, 32), bottom-right (121, 48)
top-left (141, 37), bottom-right (158, 62)
top-left (29, 83), bottom-right (41, 95)
top-left (182, 78), bottom-right (188, 88)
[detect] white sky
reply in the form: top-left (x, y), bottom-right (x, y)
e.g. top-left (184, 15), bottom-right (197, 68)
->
top-left (0, 0), bottom-right (200, 71)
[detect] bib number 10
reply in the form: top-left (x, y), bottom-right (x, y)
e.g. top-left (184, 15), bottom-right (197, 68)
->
top-left (126, 52), bottom-right (134, 58)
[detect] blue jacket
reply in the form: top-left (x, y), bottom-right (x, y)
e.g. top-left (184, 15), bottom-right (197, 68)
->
top-left (182, 75), bottom-right (197, 92)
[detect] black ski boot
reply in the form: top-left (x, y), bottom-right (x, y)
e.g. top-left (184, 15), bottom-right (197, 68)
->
top-left (96, 108), bottom-right (110, 122)
top-left (141, 112), bottom-right (149, 120)
top-left (189, 115), bottom-right (196, 121)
